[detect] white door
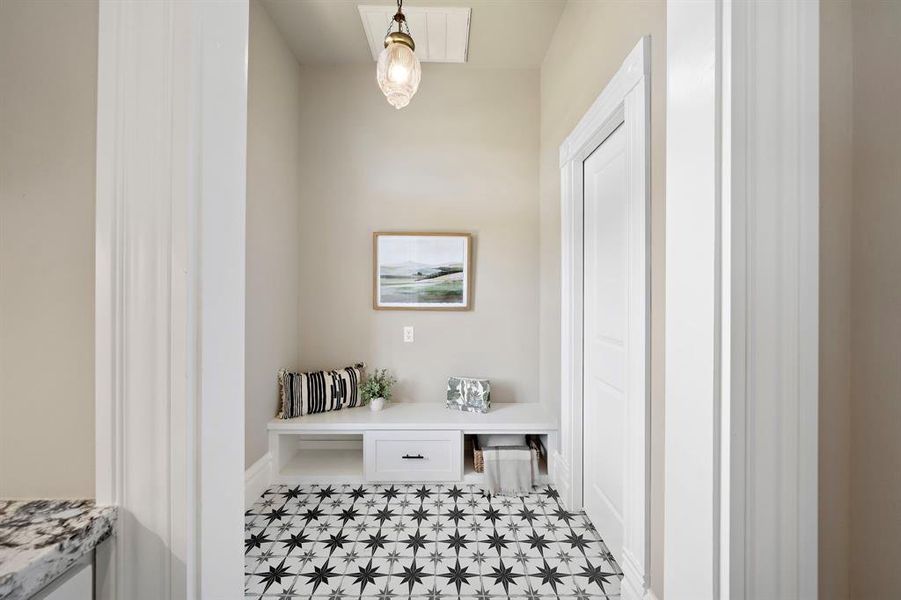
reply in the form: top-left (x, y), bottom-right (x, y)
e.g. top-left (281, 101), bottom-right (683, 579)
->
top-left (582, 123), bottom-right (627, 564)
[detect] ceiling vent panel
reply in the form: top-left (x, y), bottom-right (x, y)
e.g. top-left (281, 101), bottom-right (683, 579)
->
top-left (358, 5), bottom-right (471, 63)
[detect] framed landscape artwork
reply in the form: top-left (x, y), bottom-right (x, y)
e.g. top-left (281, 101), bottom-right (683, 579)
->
top-left (373, 232), bottom-right (472, 310)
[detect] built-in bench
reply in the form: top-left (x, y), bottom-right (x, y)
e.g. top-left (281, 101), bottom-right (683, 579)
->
top-left (267, 402), bottom-right (558, 485)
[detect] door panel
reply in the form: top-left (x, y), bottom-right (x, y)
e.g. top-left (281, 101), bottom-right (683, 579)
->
top-left (582, 123), bottom-right (627, 564)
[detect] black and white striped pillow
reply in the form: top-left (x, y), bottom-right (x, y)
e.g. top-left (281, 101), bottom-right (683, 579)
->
top-left (277, 363), bottom-right (364, 419)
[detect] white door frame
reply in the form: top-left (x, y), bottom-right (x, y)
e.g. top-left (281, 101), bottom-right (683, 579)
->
top-left (94, 1), bottom-right (248, 598)
top-left (664, 1), bottom-right (818, 598)
top-left (557, 37), bottom-right (650, 600)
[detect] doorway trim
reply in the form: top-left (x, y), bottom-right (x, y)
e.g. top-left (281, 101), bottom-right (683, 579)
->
top-left (94, 1), bottom-right (248, 597)
top-left (664, 1), bottom-right (819, 597)
top-left (557, 37), bottom-right (650, 600)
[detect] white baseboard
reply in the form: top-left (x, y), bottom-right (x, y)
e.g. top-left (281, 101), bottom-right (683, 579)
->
top-left (619, 548), bottom-right (649, 600)
top-left (550, 451), bottom-right (573, 510)
top-left (245, 452), bottom-right (272, 508)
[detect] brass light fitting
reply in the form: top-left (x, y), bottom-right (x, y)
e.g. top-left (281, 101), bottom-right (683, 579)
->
top-left (385, 30), bottom-right (415, 52)
top-left (384, 1), bottom-right (414, 50)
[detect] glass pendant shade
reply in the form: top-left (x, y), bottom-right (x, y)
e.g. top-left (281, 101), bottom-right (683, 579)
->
top-left (376, 40), bottom-right (421, 110)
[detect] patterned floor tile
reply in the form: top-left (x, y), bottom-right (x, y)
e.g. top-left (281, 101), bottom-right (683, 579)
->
top-left (245, 484), bottom-right (621, 599)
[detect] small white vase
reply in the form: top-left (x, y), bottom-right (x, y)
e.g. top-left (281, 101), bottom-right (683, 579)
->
top-left (370, 397), bottom-right (385, 412)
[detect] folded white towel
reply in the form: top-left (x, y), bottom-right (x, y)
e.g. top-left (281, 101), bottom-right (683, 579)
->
top-left (482, 445), bottom-right (533, 496)
top-left (476, 434), bottom-right (526, 448)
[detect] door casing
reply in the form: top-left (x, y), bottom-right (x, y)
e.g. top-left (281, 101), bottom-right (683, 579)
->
top-left (94, 1), bottom-right (248, 598)
top-left (556, 37), bottom-right (651, 600)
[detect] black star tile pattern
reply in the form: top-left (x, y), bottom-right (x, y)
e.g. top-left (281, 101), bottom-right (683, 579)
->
top-left (245, 484), bottom-right (621, 599)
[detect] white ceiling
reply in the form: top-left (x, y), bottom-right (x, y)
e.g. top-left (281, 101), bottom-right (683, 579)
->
top-left (259, 0), bottom-right (566, 68)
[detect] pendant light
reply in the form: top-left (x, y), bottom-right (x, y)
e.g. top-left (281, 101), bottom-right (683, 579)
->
top-left (376, 0), bottom-right (421, 110)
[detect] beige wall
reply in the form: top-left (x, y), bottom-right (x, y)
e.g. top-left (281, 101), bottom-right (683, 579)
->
top-left (293, 64), bottom-right (540, 406)
top-left (819, 2), bottom-right (901, 597)
top-left (819, 2), bottom-right (853, 598)
top-left (850, 1), bottom-right (901, 597)
top-left (245, 0), bottom-right (305, 468)
top-left (0, 0), bottom-right (97, 498)
top-left (539, 1), bottom-right (666, 596)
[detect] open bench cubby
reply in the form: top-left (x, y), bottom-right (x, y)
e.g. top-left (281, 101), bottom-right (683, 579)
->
top-left (274, 433), bottom-right (365, 484)
top-left (268, 402), bottom-right (557, 486)
top-left (462, 433), bottom-right (549, 485)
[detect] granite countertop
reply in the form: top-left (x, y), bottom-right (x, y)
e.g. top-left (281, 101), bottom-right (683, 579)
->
top-left (0, 500), bottom-right (117, 600)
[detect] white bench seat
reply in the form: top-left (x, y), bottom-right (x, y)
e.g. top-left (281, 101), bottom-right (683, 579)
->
top-left (266, 402), bottom-right (558, 486)
top-left (268, 401), bottom-right (558, 433)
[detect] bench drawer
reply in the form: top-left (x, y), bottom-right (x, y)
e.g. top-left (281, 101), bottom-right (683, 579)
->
top-left (364, 430), bottom-right (462, 482)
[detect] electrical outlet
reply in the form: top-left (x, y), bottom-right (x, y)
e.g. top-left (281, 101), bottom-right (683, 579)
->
top-left (403, 326), bottom-right (414, 343)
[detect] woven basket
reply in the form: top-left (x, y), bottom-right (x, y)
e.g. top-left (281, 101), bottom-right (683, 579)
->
top-left (472, 435), bottom-right (542, 474)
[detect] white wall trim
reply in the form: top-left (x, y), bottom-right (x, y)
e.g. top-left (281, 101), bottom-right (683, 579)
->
top-left (95, 3), bottom-right (187, 596)
top-left (245, 453), bottom-right (273, 509)
top-left (95, 1), bottom-right (248, 598)
top-left (550, 451), bottom-right (572, 510)
top-left (726, 1), bottom-right (819, 597)
top-left (665, 1), bottom-right (818, 598)
top-left (663, 3), bottom-right (720, 596)
top-left (560, 37), bottom-right (651, 600)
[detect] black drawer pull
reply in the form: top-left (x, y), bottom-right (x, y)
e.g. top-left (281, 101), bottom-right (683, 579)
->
top-left (402, 454), bottom-right (424, 460)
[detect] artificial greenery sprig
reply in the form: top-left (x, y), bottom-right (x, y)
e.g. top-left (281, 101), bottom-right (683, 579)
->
top-left (359, 369), bottom-right (397, 404)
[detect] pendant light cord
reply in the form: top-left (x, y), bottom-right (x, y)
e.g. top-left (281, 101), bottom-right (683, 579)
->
top-left (385, 0), bottom-right (411, 38)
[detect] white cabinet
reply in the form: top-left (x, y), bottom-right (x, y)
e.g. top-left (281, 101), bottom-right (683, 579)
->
top-left (32, 557), bottom-right (92, 600)
top-left (364, 430), bottom-right (461, 482)
top-left (265, 403), bottom-right (557, 487)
